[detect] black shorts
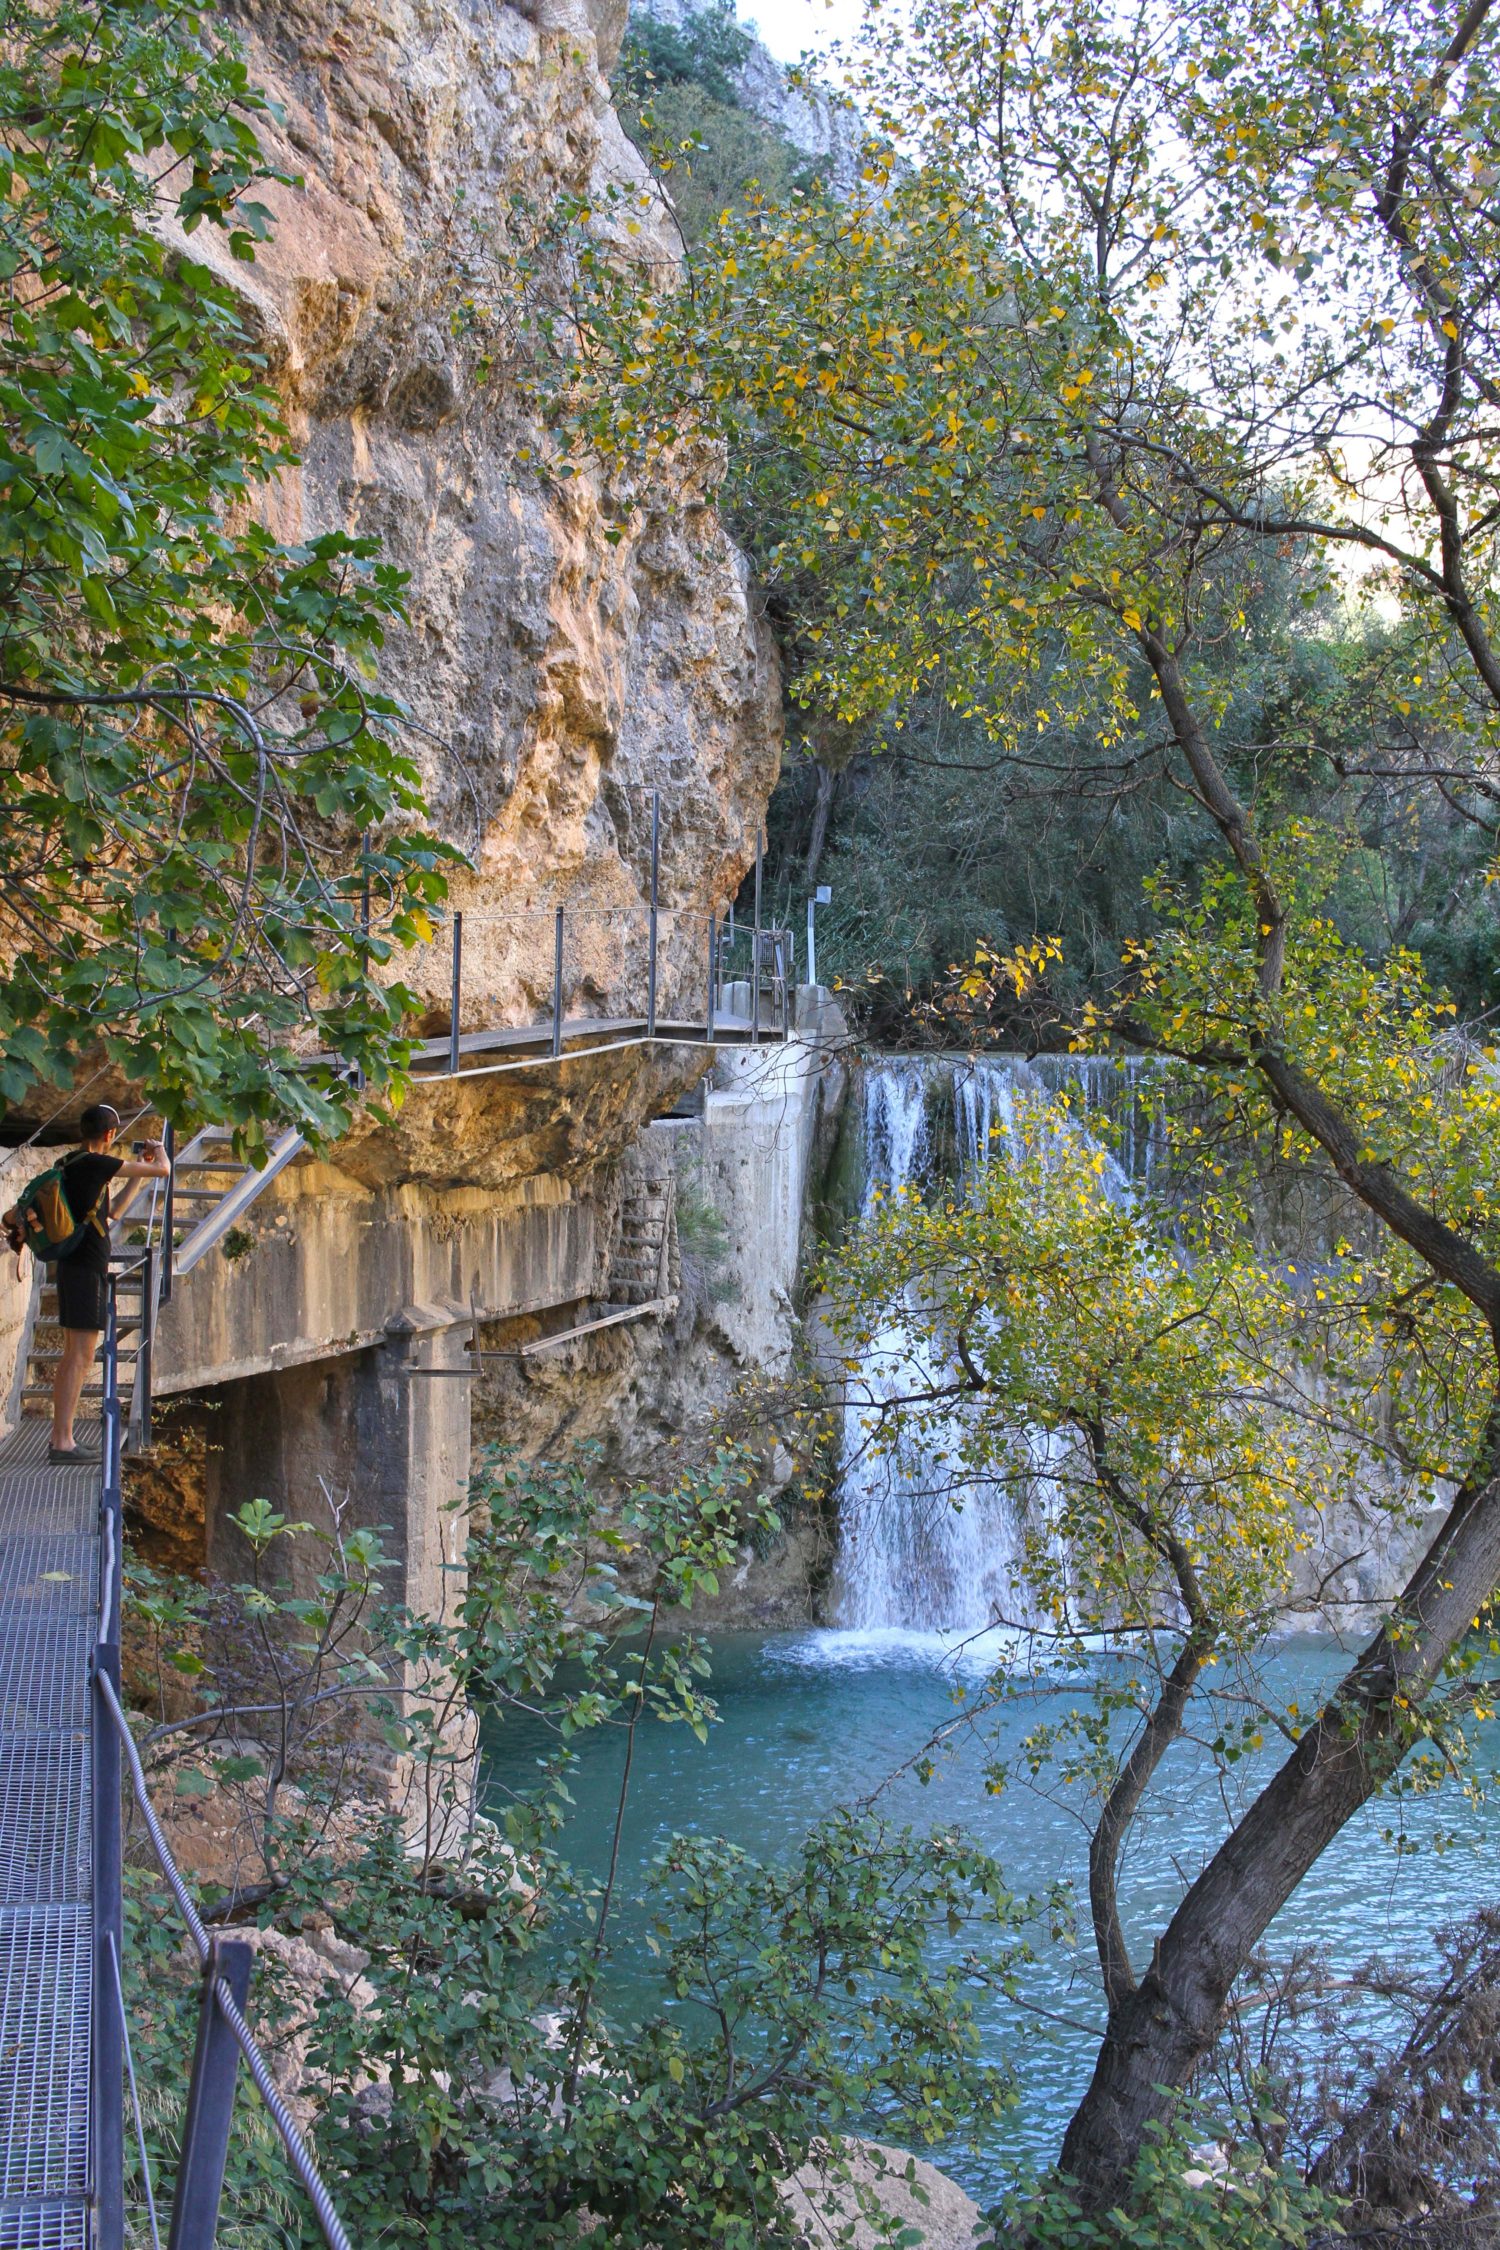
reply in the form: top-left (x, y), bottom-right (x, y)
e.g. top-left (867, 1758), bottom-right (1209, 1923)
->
top-left (55, 1260), bottom-right (108, 1333)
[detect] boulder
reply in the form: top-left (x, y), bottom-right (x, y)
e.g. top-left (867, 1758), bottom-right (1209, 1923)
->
top-left (782, 2140), bottom-right (988, 2250)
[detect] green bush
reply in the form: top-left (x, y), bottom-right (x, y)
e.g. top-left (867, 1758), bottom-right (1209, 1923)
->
top-left (996, 2123), bottom-right (1344, 2250)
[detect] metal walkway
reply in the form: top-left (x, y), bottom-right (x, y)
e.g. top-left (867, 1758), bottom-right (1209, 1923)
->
top-left (0, 1283), bottom-right (352, 2248)
top-left (0, 1403), bottom-right (105, 2250)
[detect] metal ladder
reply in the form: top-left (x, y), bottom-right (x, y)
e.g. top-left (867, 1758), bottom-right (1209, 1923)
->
top-left (609, 1170), bottom-right (676, 1306)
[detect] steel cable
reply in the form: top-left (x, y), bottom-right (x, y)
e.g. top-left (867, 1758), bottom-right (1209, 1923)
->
top-left (110, 1931), bottom-right (163, 2250)
top-left (95, 1666), bottom-right (355, 2248)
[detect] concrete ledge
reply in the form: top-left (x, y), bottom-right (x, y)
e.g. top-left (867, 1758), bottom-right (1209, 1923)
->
top-left (152, 1168), bottom-right (602, 1396)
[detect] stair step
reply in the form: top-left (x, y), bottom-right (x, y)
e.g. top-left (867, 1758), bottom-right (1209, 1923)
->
top-left (30, 1314), bottom-right (141, 1332)
top-left (28, 1344), bottom-right (140, 1367)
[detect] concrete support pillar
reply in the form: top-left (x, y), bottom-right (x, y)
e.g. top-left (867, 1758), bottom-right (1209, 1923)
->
top-left (205, 1301), bottom-right (472, 1620)
top-left (203, 1304), bottom-right (476, 1837)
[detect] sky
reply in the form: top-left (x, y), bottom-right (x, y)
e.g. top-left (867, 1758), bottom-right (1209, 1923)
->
top-left (741, 0), bottom-right (867, 65)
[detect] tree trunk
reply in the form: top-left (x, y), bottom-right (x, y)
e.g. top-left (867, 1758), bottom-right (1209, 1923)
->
top-left (805, 761), bottom-right (836, 886)
top-left (1059, 1437), bottom-right (1500, 2207)
top-left (1065, 432), bottom-right (1500, 2210)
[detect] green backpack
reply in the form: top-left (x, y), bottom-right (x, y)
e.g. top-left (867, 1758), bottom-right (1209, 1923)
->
top-left (2, 1156), bottom-right (110, 1265)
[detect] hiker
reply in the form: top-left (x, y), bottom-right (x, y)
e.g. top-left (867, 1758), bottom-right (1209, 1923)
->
top-left (45, 1103), bottom-right (170, 1464)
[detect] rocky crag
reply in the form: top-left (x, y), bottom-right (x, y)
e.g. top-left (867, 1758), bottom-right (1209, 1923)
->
top-left (633, 0), bottom-right (865, 193)
top-left (205, 0), bottom-right (783, 1186)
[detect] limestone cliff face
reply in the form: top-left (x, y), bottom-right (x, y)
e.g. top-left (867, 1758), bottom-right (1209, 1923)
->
top-left (213, 0), bottom-right (782, 1187)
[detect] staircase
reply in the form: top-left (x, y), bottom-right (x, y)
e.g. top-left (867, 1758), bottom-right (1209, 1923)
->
top-left (18, 1255), bottom-right (153, 1443)
top-left (14, 1124), bottom-right (304, 1454)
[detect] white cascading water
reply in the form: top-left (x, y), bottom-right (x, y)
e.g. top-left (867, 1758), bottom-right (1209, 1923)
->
top-left (831, 1056), bottom-right (1147, 1639)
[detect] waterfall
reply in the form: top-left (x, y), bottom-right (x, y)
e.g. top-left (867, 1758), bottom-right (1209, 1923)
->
top-left (830, 1054), bottom-right (1153, 1640)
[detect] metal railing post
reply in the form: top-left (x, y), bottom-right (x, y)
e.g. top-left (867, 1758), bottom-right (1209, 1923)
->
top-left (448, 911), bottom-right (464, 1076)
top-left (102, 1286), bottom-right (122, 1646)
top-left (706, 916), bottom-right (717, 1042)
top-left (93, 1280), bottom-right (125, 2250)
top-left (167, 1937), bottom-right (254, 2250)
top-left (751, 830), bottom-right (764, 1044)
top-left (161, 1122), bottom-right (176, 1303)
top-left (132, 1242), bottom-right (155, 1457)
top-left (552, 907), bottom-right (565, 1058)
top-left (92, 1645), bottom-right (124, 2250)
top-left (646, 789), bottom-right (660, 1040)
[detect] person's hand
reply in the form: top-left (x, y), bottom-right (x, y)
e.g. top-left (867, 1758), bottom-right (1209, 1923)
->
top-left (144, 1139), bottom-right (166, 1163)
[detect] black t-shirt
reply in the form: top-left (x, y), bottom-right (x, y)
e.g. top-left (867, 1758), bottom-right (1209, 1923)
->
top-left (58, 1152), bottom-right (122, 1275)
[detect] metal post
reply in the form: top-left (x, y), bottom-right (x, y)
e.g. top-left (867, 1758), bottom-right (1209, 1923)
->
top-left (751, 830), bottom-right (763, 1045)
top-left (359, 830), bottom-right (371, 937)
top-left (94, 1277), bottom-right (125, 2250)
top-left (646, 789), bottom-right (660, 1040)
top-left (92, 1646), bottom-right (124, 2250)
top-left (552, 907), bottom-right (565, 1058)
top-left (102, 1286), bottom-right (122, 1645)
top-left (806, 884), bottom-right (831, 993)
top-left (448, 911), bottom-right (463, 1076)
top-left (167, 1937), bottom-right (254, 2250)
top-left (161, 1121), bottom-right (175, 1304)
top-left (134, 1243), bottom-right (155, 1456)
top-left (706, 916), bottom-right (717, 1042)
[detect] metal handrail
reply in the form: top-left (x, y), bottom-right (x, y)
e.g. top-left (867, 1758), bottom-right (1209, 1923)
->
top-left (171, 1124), bottom-right (305, 1278)
top-left (94, 1667), bottom-right (354, 2250)
top-left (90, 1273), bottom-right (354, 2250)
top-left (421, 908), bottom-right (796, 1082)
top-left (94, 1280), bottom-right (125, 2248)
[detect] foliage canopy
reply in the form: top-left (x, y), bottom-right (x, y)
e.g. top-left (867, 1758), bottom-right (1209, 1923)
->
top-left (0, 0), bottom-right (456, 1143)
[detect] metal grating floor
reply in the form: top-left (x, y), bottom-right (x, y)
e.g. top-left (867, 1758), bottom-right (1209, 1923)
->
top-left (0, 1481), bottom-right (93, 1541)
top-left (0, 1621), bottom-right (90, 1736)
top-left (0, 1419), bottom-right (99, 2240)
top-left (0, 1908), bottom-right (90, 2200)
top-left (0, 2205), bottom-right (90, 2250)
top-left (0, 1423), bottom-right (98, 1476)
top-left (0, 1542), bottom-right (94, 1617)
top-left (0, 1742), bottom-right (88, 1907)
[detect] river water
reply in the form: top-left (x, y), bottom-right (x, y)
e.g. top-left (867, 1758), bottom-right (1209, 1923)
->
top-left (481, 1057), bottom-right (1500, 2200)
top-left (483, 1626), bottom-right (1500, 2201)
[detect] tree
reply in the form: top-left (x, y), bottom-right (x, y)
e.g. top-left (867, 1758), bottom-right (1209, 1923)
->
top-left (0, 0), bottom-right (456, 1146)
top-left (551, 0), bottom-right (1500, 2208)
